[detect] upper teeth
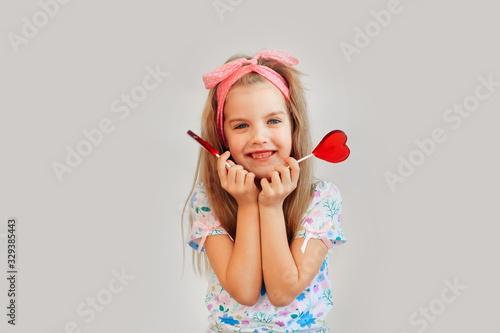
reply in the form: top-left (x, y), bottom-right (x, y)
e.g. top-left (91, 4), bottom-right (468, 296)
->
top-left (251, 152), bottom-right (273, 159)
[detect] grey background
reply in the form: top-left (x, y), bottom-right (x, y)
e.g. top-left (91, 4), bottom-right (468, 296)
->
top-left (1, 0), bottom-right (499, 332)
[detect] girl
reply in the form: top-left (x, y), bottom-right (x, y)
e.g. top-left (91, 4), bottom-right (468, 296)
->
top-left (183, 49), bottom-right (347, 332)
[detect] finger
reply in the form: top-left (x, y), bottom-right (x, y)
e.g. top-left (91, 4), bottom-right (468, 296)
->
top-left (260, 177), bottom-right (271, 192)
top-left (218, 151), bottom-right (231, 168)
top-left (235, 169), bottom-right (248, 185)
top-left (270, 170), bottom-right (282, 187)
top-left (275, 164), bottom-right (291, 185)
top-left (217, 151), bottom-right (231, 184)
top-left (267, 169), bottom-right (278, 182)
top-left (245, 172), bottom-right (256, 189)
top-left (285, 157), bottom-right (300, 185)
top-left (227, 165), bottom-right (244, 185)
top-left (220, 151), bottom-right (235, 170)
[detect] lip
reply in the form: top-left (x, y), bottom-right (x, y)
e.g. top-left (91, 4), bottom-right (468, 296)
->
top-left (247, 150), bottom-right (277, 161)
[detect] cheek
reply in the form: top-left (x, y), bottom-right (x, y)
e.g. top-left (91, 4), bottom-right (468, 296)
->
top-left (228, 140), bottom-right (244, 159)
top-left (282, 138), bottom-right (293, 158)
top-left (278, 130), bottom-right (293, 149)
top-left (227, 137), bottom-right (238, 149)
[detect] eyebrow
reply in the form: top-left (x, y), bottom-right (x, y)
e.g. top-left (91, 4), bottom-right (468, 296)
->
top-left (227, 111), bottom-right (288, 124)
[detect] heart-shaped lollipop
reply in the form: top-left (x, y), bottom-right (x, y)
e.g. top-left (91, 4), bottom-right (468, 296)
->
top-left (297, 130), bottom-right (350, 164)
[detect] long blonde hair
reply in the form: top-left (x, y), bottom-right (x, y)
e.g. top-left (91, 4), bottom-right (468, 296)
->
top-left (182, 51), bottom-right (314, 276)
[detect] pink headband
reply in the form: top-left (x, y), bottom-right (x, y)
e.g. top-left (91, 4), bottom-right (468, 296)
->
top-left (202, 49), bottom-right (299, 147)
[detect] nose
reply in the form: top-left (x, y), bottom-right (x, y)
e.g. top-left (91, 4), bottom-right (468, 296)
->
top-left (250, 124), bottom-right (269, 144)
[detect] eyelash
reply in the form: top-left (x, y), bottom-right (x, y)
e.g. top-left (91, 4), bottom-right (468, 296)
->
top-left (234, 119), bottom-right (281, 129)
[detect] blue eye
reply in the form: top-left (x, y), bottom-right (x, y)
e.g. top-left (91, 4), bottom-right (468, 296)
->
top-left (269, 119), bottom-right (280, 124)
top-left (235, 124), bottom-right (247, 129)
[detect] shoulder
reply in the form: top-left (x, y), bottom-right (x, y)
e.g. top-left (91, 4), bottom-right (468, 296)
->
top-left (310, 179), bottom-right (342, 206)
top-left (295, 178), bottom-right (346, 250)
top-left (189, 182), bottom-right (212, 208)
top-left (187, 182), bottom-right (230, 253)
top-left (191, 182), bottom-right (207, 196)
top-left (188, 182), bottom-right (219, 228)
top-left (309, 178), bottom-right (343, 219)
top-left (312, 179), bottom-right (340, 192)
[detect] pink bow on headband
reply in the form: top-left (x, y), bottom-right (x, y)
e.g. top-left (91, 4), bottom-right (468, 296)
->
top-left (202, 50), bottom-right (299, 147)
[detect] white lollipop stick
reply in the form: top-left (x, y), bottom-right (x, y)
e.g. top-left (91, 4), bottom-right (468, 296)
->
top-left (216, 154), bottom-right (232, 168)
top-left (287, 153), bottom-right (314, 169)
top-left (296, 154), bottom-right (314, 164)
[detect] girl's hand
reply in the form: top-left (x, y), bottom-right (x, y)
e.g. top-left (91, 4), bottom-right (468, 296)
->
top-left (259, 157), bottom-right (300, 208)
top-left (217, 151), bottom-right (259, 206)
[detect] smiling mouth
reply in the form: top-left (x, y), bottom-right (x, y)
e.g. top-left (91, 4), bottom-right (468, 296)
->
top-left (248, 151), bottom-right (276, 159)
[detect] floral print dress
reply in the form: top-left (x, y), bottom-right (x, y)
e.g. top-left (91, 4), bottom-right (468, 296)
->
top-left (187, 180), bottom-right (347, 332)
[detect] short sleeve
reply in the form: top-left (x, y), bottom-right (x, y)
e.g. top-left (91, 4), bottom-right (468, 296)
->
top-left (187, 183), bottom-right (231, 253)
top-left (295, 180), bottom-right (347, 253)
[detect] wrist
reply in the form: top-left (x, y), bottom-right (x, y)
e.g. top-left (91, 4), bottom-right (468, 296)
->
top-left (259, 202), bottom-right (283, 213)
top-left (232, 188), bottom-right (260, 208)
top-left (258, 195), bottom-right (284, 209)
top-left (237, 200), bottom-right (259, 211)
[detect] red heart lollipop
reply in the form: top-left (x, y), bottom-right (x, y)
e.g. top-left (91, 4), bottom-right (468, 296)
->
top-left (297, 130), bottom-right (350, 164)
top-left (312, 130), bottom-right (350, 163)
